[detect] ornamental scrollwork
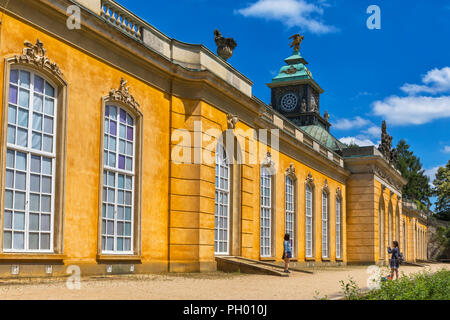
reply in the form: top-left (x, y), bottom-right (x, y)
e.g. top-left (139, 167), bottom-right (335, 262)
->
top-left (109, 78), bottom-right (141, 112)
top-left (14, 39), bottom-right (62, 77)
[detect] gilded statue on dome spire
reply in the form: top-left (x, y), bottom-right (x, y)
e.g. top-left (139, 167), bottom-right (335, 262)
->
top-left (289, 34), bottom-right (304, 52)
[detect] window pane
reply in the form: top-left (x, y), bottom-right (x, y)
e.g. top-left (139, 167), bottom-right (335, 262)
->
top-left (19, 89), bottom-right (30, 108)
top-left (41, 234), bottom-right (50, 250)
top-left (109, 106), bottom-right (117, 119)
top-left (15, 172), bottom-right (26, 190)
top-left (33, 113), bottom-right (43, 131)
top-left (4, 232), bottom-right (12, 248)
top-left (33, 94), bottom-right (43, 112)
top-left (8, 105), bottom-right (17, 124)
top-left (14, 192), bottom-right (26, 210)
top-left (42, 158), bottom-right (52, 175)
top-left (44, 98), bottom-right (54, 115)
top-left (118, 174), bottom-right (124, 189)
top-left (34, 75), bottom-right (44, 93)
top-left (45, 82), bottom-right (55, 97)
top-left (41, 215), bottom-right (51, 231)
top-left (44, 116), bottom-right (53, 134)
top-left (18, 108), bottom-right (28, 127)
top-left (31, 156), bottom-right (41, 173)
top-left (41, 195), bottom-right (51, 212)
top-left (43, 135), bottom-right (53, 153)
top-left (17, 128), bottom-right (28, 147)
top-left (7, 125), bottom-right (16, 144)
top-left (30, 194), bottom-right (40, 211)
top-left (120, 109), bottom-right (126, 123)
top-left (13, 232), bottom-right (24, 250)
top-left (29, 233), bottom-right (39, 250)
top-left (9, 85), bottom-right (18, 104)
top-left (16, 152), bottom-right (27, 170)
top-left (29, 213), bottom-right (39, 231)
top-left (10, 70), bottom-right (19, 83)
top-left (19, 71), bottom-right (30, 89)
top-left (14, 212), bottom-right (25, 230)
top-left (4, 211), bottom-right (12, 229)
top-left (5, 190), bottom-right (13, 209)
top-left (32, 132), bottom-right (42, 150)
top-left (6, 170), bottom-right (14, 189)
top-left (6, 150), bottom-right (15, 168)
top-left (42, 176), bottom-right (52, 193)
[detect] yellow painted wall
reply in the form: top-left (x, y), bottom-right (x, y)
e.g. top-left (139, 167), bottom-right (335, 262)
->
top-left (1, 14), bottom-right (170, 269)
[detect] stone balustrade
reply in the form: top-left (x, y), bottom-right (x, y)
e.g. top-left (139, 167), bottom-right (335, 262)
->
top-left (101, 0), bottom-right (143, 41)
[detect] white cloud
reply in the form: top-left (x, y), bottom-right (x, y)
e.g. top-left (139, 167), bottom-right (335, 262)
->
top-left (332, 116), bottom-right (371, 130)
top-left (363, 125), bottom-right (381, 138)
top-left (401, 67), bottom-right (450, 95)
top-left (425, 166), bottom-right (443, 184)
top-left (372, 95), bottom-right (450, 125)
top-left (443, 146), bottom-right (450, 153)
top-left (371, 66), bottom-right (450, 126)
top-left (236, 0), bottom-right (338, 34)
top-left (339, 136), bottom-right (376, 147)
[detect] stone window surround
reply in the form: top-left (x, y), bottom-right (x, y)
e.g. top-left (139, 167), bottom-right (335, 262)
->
top-left (97, 95), bottom-right (143, 260)
top-left (0, 56), bottom-right (68, 257)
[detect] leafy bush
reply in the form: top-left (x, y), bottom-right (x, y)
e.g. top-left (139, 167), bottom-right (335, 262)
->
top-left (341, 269), bottom-right (450, 300)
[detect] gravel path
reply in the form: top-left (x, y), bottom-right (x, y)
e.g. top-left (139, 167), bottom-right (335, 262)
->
top-left (0, 263), bottom-right (448, 300)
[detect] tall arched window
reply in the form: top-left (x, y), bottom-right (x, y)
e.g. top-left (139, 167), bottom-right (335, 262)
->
top-left (101, 105), bottom-right (136, 253)
top-left (321, 191), bottom-right (329, 259)
top-left (379, 198), bottom-right (385, 260)
top-left (336, 196), bottom-right (342, 259)
top-left (3, 69), bottom-right (57, 252)
top-left (285, 176), bottom-right (295, 254)
top-left (215, 144), bottom-right (230, 255)
top-left (396, 206), bottom-right (400, 242)
top-left (388, 203), bottom-right (393, 246)
top-left (260, 167), bottom-right (272, 258)
top-left (305, 184), bottom-right (314, 258)
top-left (402, 219), bottom-right (407, 258)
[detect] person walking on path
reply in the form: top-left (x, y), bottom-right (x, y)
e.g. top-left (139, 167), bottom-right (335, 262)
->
top-left (388, 241), bottom-right (400, 280)
top-left (283, 234), bottom-right (293, 274)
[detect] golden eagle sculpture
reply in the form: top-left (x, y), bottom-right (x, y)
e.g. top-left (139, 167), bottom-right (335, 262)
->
top-left (289, 34), bottom-right (304, 52)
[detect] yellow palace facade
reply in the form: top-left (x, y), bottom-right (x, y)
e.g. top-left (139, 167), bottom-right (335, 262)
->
top-left (0, 0), bottom-right (427, 277)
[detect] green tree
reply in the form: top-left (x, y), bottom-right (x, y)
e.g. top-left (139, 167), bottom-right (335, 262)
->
top-left (395, 140), bottom-right (433, 208)
top-left (433, 161), bottom-right (450, 221)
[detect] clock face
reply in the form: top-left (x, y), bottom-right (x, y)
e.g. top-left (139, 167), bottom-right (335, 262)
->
top-left (281, 93), bottom-right (298, 112)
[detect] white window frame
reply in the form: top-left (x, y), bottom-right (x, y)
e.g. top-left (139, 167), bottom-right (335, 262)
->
top-left (260, 167), bottom-right (272, 258)
top-left (388, 205), bottom-right (393, 246)
top-left (101, 105), bottom-right (136, 255)
top-left (3, 68), bottom-right (57, 253)
top-left (322, 191), bottom-right (329, 259)
top-left (305, 184), bottom-right (313, 258)
top-left (336, 196), bottom-right (342, 259)
top-left (285, 176), bottom-right (295, 255)
top-left (215, 144), bottom-right (230, 255)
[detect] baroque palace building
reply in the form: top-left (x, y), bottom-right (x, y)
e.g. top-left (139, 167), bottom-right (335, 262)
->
top-left (0, 0), bottom-right (428, 277)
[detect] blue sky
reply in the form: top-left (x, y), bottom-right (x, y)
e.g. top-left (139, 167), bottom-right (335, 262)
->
top-left (117, 0), bottom-right (450, 184)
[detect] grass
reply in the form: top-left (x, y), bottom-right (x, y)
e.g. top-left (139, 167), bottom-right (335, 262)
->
top-left (340, 269), bottom-right (450, 300)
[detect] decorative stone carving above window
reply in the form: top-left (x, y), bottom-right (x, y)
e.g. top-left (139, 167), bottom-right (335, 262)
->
top-left (286, 163), bottom-right (296, 176)
top-left (14, 39), bottom-right (62, 76)
top-left (227, 114), bottom-right (239, 130)
top-left (336, 186), bottom-right (342, 198)
top-left (109, 78), bottom-right (141, 114)
top-left (306, 172), bottom-right (314, 184)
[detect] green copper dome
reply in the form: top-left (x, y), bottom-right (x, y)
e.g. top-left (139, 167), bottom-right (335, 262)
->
top-left (272, 50), bottom-right (313, 83)
top-left (300, 125), bottom-right (346, 152)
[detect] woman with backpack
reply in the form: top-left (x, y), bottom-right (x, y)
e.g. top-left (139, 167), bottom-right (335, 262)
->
top-left (283, 234), bottom-right (292, 274)
top-left (388, 241), bottom-right (401, 280)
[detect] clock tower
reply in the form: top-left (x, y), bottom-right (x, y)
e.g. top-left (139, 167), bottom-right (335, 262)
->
top-left (267, 37), bottom-right (331, 132)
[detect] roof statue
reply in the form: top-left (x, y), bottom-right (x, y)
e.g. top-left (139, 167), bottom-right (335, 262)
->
top-left (378, 121), bottom-right (398, 165)
top-left (214, 29), bottom-right (237, 61)
top-left (289, 34), bottom-right (304, 52)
